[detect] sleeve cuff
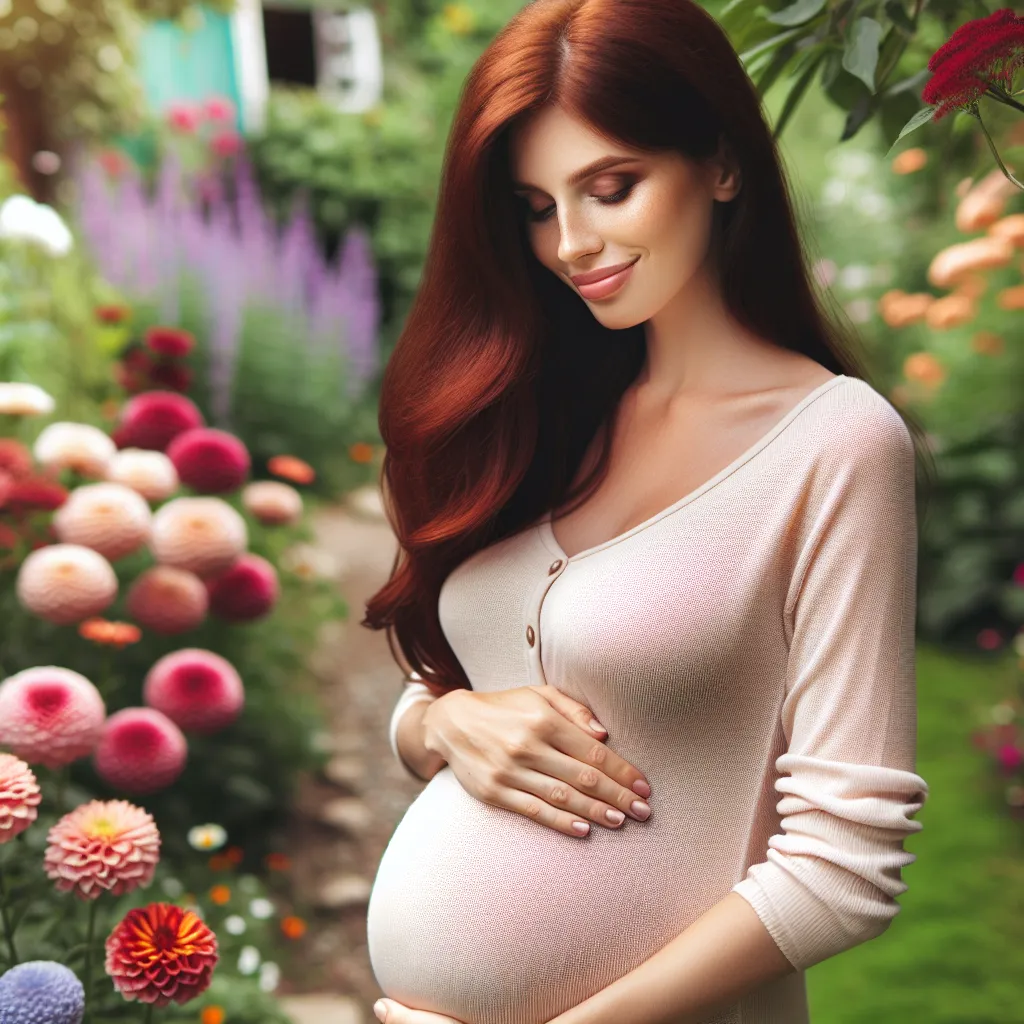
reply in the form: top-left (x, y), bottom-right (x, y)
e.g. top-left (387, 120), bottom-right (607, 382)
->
top-left (389, 683), bottom-right (438, 781)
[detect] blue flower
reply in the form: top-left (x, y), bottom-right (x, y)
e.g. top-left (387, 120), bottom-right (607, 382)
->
top-left (0, 961), bottom-right (85, 1024)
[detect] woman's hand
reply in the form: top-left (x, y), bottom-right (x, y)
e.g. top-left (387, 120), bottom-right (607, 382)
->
top-left (373, 997), bottom-right (467, 1023)
top-left (421, 683), bottom-right (653, 838)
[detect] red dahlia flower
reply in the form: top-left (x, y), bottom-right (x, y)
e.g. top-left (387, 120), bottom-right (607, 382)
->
top-left (145, 326), bottom-right (195, 358)
top-left (105, 902), bottom-right (218, 1006)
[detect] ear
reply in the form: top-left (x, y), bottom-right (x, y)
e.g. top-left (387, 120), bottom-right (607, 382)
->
top-left (709, 136), bottom-right (742, 202)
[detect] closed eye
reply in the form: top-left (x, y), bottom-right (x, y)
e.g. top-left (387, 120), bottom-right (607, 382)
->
top-left (522, 184), bottom-right (635, 223)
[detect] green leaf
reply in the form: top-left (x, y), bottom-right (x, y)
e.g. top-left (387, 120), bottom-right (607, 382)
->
top-left (840, 93), bottom-right (876, 140)
top-left (739, 25), bottom-right (804, 64)
top-left (766, 0), bottom-right (827, 26)
top-left (842, 16), bottom-right (884, 93)
top-left (754, 39), bottom-right (799, 93)
top-left (772, 50), bottom-right (827, 139)
top-left (883, 0), bottom-right (917, 34)
top-left (885, 104), bottom-right (938, 153)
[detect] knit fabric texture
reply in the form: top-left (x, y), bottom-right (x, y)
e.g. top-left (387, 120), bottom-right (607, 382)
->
top-left (368, 375), bottom-right (929, 1024)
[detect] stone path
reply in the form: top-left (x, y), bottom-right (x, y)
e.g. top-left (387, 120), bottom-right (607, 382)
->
top-left (276, 485), bottom-right (431, 1024)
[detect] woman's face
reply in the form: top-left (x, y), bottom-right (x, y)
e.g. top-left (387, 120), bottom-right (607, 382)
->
top-left (508, 104), bottom-right (740, 330)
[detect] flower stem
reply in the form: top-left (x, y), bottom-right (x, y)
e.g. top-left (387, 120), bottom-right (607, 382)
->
top-left (0, 861), bottom-right (18, 966)
top-left (82, 899), bottom-right (98, 1023)
top-left (143, 1002), bottom-right (155, 1024)
top-left (972, 107), bottom-right (1024, 190)
top-left (54, 766), bottom-right (67, 817)
top-left (985, 84), bottom-right (1024, 115)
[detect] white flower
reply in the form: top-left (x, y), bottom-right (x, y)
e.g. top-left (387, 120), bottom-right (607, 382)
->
top-left (33, 422), bottom-right (115, 477)
top-left (0, 382), bottom-right (55, 416)
top-left (187, 823), bottom-right (228, 851)
top-left (258, 961), bottom-right (280, 993)
top-left (0, 194), bottom-right (73, 256)
top-left (224, 914), bottom-right (247, 935)
top-left (844, 298), bottom-right (874, 324)
top-left (838, 264), bottom-right (873, 292)
top-left (238, 945), bottom-right (260, 975)
top-left (248, 897), bottom-right (275, 919)
top-left (161, 877), bottom-right (184, 897)
top-left (280, 543), bottom-right (338, 580)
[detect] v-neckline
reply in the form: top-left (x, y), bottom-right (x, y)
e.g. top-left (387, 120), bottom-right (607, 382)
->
top-left (538, 374), bottom-right (850, 564)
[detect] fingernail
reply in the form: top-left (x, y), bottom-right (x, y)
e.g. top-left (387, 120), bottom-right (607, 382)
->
top-left (632, 779), bottom-right (651, 798)
top-left (589, 719), bottom-right (607, 733)
top-left (374, 1000), bottom-right (387, 1021)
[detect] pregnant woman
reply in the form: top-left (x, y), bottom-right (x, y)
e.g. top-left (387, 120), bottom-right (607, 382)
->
top-left (364, 1), bottom-right (933, 1022)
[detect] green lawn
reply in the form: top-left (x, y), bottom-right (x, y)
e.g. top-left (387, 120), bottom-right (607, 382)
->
top-left (808, 644), bottom-right (1024, 1022)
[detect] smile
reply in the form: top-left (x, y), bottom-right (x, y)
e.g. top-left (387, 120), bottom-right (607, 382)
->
top-left (572, 257), bottom-right (639, 300)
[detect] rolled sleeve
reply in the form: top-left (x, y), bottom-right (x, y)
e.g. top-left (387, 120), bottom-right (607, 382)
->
top-left (731, 403), bottom-right (930, 973)
top-left (389, 672), bottom-right (439, 781)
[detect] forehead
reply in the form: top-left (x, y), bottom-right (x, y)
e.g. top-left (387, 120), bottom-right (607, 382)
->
top-left (509, 105), bottom-right (639, 181)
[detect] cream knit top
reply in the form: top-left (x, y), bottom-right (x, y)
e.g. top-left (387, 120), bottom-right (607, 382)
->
top-left (367, 374), bottom-right (929, 1024)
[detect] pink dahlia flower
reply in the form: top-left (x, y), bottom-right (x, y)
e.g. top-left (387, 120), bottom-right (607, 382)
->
top-left (242, 480), bottom-right (303, 525)
top-left (143, 648), bottom-right (244, 734)
top-left (93, 708), bottom-right (187, 795)
top-left (105, 448), bottom-right (179, 501)
top-left (44, 799), bottom-right (160, 899)
top-left (113, 391), bottom-right (204, 452)
top-left (0, 667), bottom-right (106, 769)
top-left (144, 326), bottom-right (194, 358)
top-left (16, 543), bottom-right (118, 624)
top-left (0, 753), bottom-right (42, 843)
top-left (166, 428), bottom-right (251, 494)
top-left (106, 902), bottom-right (218, 1006)
top-left (149, 497), bottom-right (247, 577)
top-left (33, 422), bottom-right (116, 478)
top-left (205, 553), bottom-right (279, 622)
top-left (126, 566), bottom-right (208, 634)
top-left (53, 482), bottom-right (152, 561)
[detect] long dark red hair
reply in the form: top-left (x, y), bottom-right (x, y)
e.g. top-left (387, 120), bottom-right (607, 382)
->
top-left (362, 0), bottom-right (936, 696)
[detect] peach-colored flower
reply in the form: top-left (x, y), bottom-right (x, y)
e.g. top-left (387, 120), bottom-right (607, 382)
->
top-left (33, 422), bottom-right (116, 478)
top-left (93, 708), bottom-right (187, 795)
top-left (927, 235), bottom-right (1014, 288)
top-left (126, 566), bottom-right (208, 634)
top-left (150, 497), bottom-right (247, 577)
top-left (996, 284), bottom-right (1024, 310)
top-left (924, 292), bottom-right (976, 329)
top-left (891, 147), bottom-right (927, 175)
top-left (955, 168), bottom-right (1020, 232)
top-left (348, 442), bottom-right (374, 464)
top-left (143, 649), bottom-right (244, 734)
top-left (878, 290), bottom-right (934, 327)
top-left (971, 331), bottom-right (1004, 355)
top-left (0, 382), bottom-right (55, 416)
top-left (987, 213), bottom-right (1024, 247)
top-left (105, 902), bottom-right (218, 1006)
top-left (16, 544), bottom-right (118, 624)
top-left (903, 352), bottom-right (946, 388)
top-left (0, 666), bottom-right (106, 769)
top-left (44, 799), bottom-right (160, 899)
top-left (267, 455), bottom-right (315, 485)
top-left (53, 482), bottom-right (152, 561)
top-left (105, 448), bottom-right (179, 501)
top-left (0, 754), bottom-right (41, 843)
top-left (241, 481), bottom-right (303, 525)
top-left (78, 618), bottom-right (142, 649)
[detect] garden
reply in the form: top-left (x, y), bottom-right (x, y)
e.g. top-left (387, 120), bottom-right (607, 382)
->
top-left (0, 0), bottom-right (1023, 1022)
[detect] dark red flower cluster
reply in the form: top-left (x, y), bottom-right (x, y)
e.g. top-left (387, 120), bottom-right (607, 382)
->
top-left (923, 8), bottom-right (1024, 119)
top-left (0, 440), bottom-right (67, 567)
top-left (116, 327), bottom-right (196, 395)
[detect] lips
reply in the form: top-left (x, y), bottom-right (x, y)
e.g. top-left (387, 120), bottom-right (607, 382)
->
top-left (569, 256), bottom-right (639, 287)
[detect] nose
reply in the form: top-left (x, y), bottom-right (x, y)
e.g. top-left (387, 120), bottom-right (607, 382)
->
top-left (556, 207), bottom-right (602, 266)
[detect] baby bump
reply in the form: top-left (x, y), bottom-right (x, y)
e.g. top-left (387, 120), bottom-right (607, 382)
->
top-left (366, 768), bottom-right (731, 1024)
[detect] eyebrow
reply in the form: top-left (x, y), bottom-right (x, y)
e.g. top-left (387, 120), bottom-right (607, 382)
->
top-left (511, 155), bottom-right (640, 194)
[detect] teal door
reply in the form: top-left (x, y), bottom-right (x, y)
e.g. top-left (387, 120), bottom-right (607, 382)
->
top-left (138, 9), bottom-right (242, 129)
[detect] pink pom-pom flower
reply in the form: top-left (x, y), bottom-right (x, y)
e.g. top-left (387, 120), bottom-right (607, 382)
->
top-left (143, 649), bottom-right (244, 734)
top-left (16, 544), bottom-right (118, 625)
top-left (52, 482), bottom-right (152, 561)
top-left (113, 391), bottom-right (204, 452)
top-left (126, 566), bottom-right (208, 634)
top-left (205, 553), bottom-right (279, 621)
top-left (150, 497), bottom-right (247, 577)
top-left (0, 667), bottom-right (106, 769)
top-left (166, 428), bottom-right (251, 494)
top-left (44, 799), bottom-right (160, 899)
top-left (93, 708), bottom-right (187, 795)
top-left (0, 753), bottom-right (42, 843)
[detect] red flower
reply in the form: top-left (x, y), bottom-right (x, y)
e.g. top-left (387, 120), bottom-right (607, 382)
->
top-left (209, 131), bottom-right (243, 159)
top-left (145, 326), bottom-right (195, 358)
top-left (148, 363), bottom-right (193, 393)
top-left (166, 429), bottom-right (250, 494)
top-left (924, 9), bottom-right (1024, 119)
top-left (96, 305), bottom-right (130, 325)
top-left (114, 391), bottom-right (205, 452)
top-left (202, 95), bottom-right (235, 122)
top-left (166, 103), bottom-right (201, 134)
top-left (97, 149), bottom-right (130, 178)
top-left (0, 439), bottom-right (32, 479)
top-left (105, 902), bottom-right (218, 1006)
top-left (4, 477), bottom-right (69, 515)
top-left (205, 553), bottom-right (279, 622)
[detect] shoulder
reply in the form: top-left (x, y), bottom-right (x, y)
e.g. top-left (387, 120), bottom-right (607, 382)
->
top-left (811, 376), bottom-right (915, 466)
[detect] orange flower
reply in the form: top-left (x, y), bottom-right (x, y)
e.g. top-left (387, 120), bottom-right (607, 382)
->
top-left (224, 846), bottom-right (244, 865)
top-left (281, 915), bottom-right (307, 939)
top-left (267, 455), bottom-right (315, 485)
top-left (201, 1008), bottom-right (226, 1024)
top-left (265, 852), bottom-right (291, 872)
top-left (209, 884), bottom-right (231, 905)
top-left (892, 147), bottom-right (927, 175)
top-left (78, 618), bottom-right (142, 649)
top-left (348, 442), bottom-right (374, 464)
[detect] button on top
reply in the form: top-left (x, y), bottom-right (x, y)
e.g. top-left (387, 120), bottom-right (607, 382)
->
top-left (548, 559), bottom-right (563, 575)
top-left (526, 625), bottom-right (535, 646)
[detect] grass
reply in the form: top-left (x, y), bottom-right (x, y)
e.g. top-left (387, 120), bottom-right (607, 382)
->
top-left (808, 644), bottom-right (1024, 1022)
